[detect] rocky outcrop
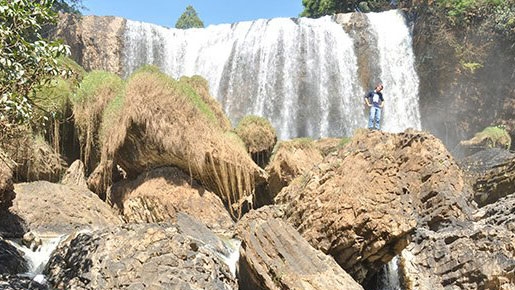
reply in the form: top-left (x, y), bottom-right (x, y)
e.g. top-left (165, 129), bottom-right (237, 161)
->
top-left (403, 222), bottom-right (515, 289)
top-left (266, 139), bottom-right (323, 200)
top-left (108, 166), bottom-right (234, 233)
top-left (276, 129), bottom-right (472, 283)
top-left (10, 181), bottom-right (121, 234)
top-left (52, 13), bottom-right (125, 74)
top-left (0, 156), bottom-right (15, 210)
top-left (235, 206), bottom-right (364, 290)
top-left (460, 148), bottom-right (515, 207)
top-left (45, 223), bottom-right (237, 290)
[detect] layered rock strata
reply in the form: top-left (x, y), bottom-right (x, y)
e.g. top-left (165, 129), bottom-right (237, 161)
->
top-left (276, 129), bottom-right (472, 282)
top-left (236, 206), bottom-right (364, 290)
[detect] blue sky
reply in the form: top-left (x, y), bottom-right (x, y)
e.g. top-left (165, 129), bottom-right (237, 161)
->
top-left (82, 0), bottom-right (305, 27)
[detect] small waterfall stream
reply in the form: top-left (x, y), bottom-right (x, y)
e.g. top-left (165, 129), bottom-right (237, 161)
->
top-left (122, 10), bottom-right (420, 139)
top-left (6, 234), bottom-right (64, 286)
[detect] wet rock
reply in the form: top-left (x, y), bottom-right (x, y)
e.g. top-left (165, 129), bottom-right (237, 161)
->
top-left (0, 274), bottom-right (48, 290)
top-left (52, 13), bottom-right (126, 74)
top-left (10, 181), bottom-right (121, 234)
top-left (109, 167), bottom-right (234, 234)
top-left (45, 223), bottom-right (237, 290)
top-left (460, 148), bottom-right (515, 207)
top-left (0, 239), bottom-right (28, 274)
top-left (276, 130), bottom-right (472, 282)
top-left (236, 206), bottom-right (364, 290)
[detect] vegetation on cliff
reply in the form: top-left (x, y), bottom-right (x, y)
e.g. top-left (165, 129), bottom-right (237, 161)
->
top-left (95, 68), bottom-right (265, 218)
top-left (235, 115), bottom-right (277, 168)
top-left (72, 71), bottom-right (124, 172)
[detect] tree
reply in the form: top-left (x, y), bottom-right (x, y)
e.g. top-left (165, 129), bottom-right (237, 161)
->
top-left (51, 0), bottom-right (84, 14)
top-left (175, 5), bottom-right (204, 29)
top-left (0, 0), bottom-right (70, 125)
top-left (300, 0), bottom-right (391, 17)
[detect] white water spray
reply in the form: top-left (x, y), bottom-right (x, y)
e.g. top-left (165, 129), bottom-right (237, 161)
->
top-left (122, 10), bottom-right (420, 139)
top-left (366, 10), bottom-right (421, 132)
top-left (7, 234), bottom-right (64, 276)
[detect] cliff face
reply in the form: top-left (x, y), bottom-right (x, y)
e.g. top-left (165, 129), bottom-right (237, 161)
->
top-left (53, 13), bottom-right (126, 74)
top-left (411, 6), bottom-right (515, 151)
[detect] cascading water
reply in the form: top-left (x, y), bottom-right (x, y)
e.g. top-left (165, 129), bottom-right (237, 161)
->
top-left (122, 10), bottom-right (420, 139)
top-left (366, 10), bottom-right (421, 132)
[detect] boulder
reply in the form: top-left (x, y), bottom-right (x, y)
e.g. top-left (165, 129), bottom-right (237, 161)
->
top-left (10, 181), bottom-right (121, 234)
top-left (98, 69), bottom-right (267, 219)
top-left (0, 274), bottom-right (47, 290)
top-left (60, 160), bottom-right (88, 189)
top-left (460, 148), bottom-right (515, 207)
top-left (45, 223), bottom-right (237, 290)
top-left (275, 130), bottom-right (472, 282)
top-left (108, 166), bottom-right (234, 233)
top-left (401, 191), bottom-right (515, 290)
top-left (235, 206), bottom-right (364, 290)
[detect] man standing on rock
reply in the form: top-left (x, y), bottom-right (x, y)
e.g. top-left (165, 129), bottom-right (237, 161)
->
top-left (365, 83), bottom-right (384, 130)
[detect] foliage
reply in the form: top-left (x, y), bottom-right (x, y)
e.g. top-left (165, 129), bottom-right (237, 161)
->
top-left (51, 0), bottom-right (83, 14)
top-left (477, 125), bottom-right (511, 148)
top-left (175, 5), bottom-right (204, 29)
top-left (436, 0), bottom-right (515, 30)
top-left (0, 0), bottom-right (70, 126)
top-left (300, 0), bottom-right (391, 17)
top-left (73, 71), bottom-right (123, 105)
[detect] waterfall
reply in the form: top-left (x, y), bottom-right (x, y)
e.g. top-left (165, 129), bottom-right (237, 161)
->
top-left (378, 256), bottom-right (403, 290)
top-left (366, 10), bottom-right (421, 132)
top-left (122, 10), bottom-right (420, 139)
top-left (7, 235), bottom-right (64, 276)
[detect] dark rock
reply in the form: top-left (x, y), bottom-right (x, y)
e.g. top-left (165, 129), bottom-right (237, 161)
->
top-left (0, 274), bottom-right (48, 290)
top-left (0, 239), bottom-right (28, 274)
top-left (460, 148), bottom-right (515, 207)
top-left (45, 223), bottom-right (237, 290)
top-left (235, 206), bottom-right (364, 290)
top-left (402, 223), bottom-right (515, 290)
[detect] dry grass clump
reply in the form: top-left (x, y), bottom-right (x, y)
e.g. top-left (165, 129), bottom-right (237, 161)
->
top-left (99, 68), bottom-right (265, 218)
top-left (180, 75), bottom-right (231, 131)
top-left (235, 115), bottom-right (277, 168)
top-left (0, 126), bottom-right (66, 182)
top-left (72, 70), bottom-right (124, 173)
